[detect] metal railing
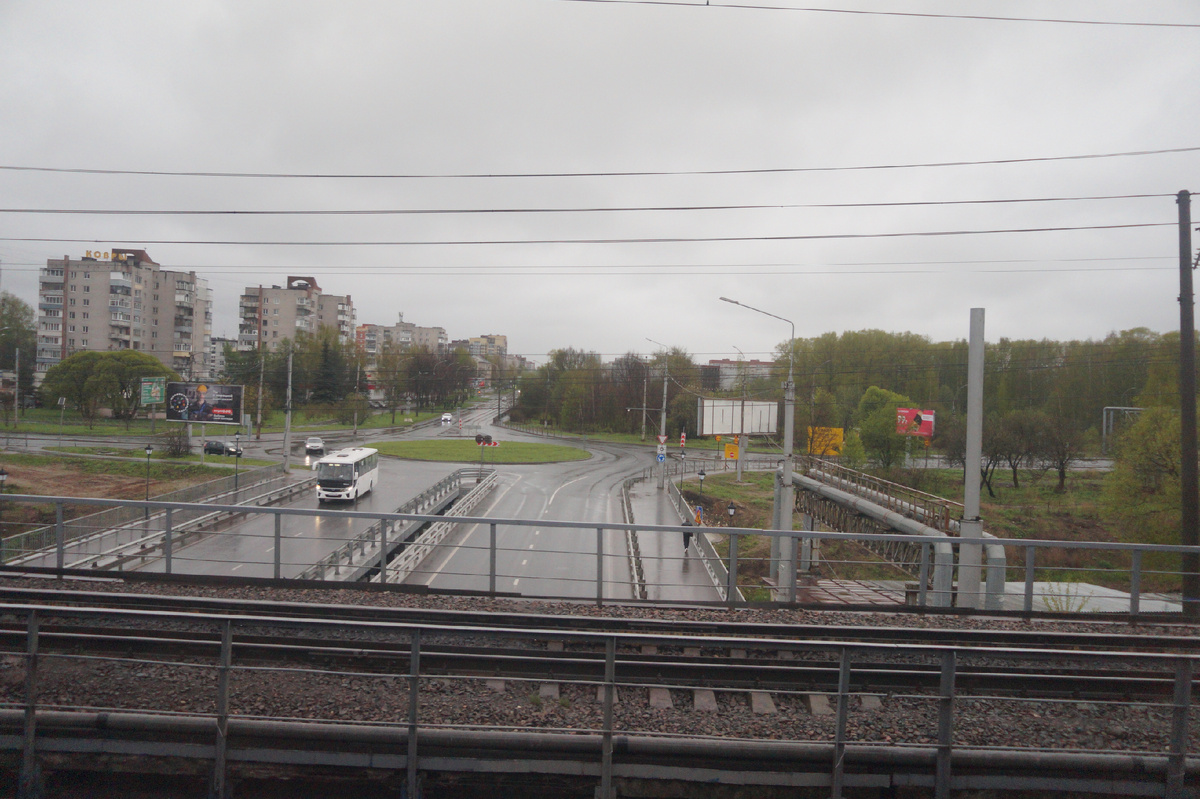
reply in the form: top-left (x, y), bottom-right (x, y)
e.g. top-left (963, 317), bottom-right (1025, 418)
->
top-left (0, 493), bottom-right (1189, 614)
top-left (800, 456), bottom-right (963, 534)
top-left (1, 605), bottom-right (1195, 798)
top-left (1, 464), bottom-right (288, 563)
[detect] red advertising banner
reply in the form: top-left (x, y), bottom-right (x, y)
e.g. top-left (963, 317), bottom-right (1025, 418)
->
top-left (896, 408), bottom-right (935, 437)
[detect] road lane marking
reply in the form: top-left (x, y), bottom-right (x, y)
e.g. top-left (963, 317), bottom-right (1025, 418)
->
top-left (231, 564), bottom-right (243, 572)
top-left (420, 473), bottom-right (521, 586)
top-left (547, 474), bottom-right (588, 507)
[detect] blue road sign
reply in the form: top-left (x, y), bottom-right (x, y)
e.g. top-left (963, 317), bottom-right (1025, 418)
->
top-left (656, 454), bottom-right (666, 463)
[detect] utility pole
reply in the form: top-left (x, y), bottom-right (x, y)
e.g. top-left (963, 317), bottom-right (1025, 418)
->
top-left (658, 359), bottom-right (669, 490)
top-left (255, 347), bottom-right (265, 440)
top-left (1178, 190), bottom-right (1198, 618)
top-left (352, 362), bottom-right (361, 441)
top-left (282, 351), bottom-right (294, 471)
top-left (640, 362), bottom-right (648, 441)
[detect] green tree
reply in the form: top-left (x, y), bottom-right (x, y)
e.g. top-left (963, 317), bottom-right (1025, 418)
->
top-left (1104, 406), bottom-right (1189, 581)
top-left (0, 292), bottom-right (36, 407)
top-left (854, 386), bottom-right (912, 468)
top-left (40, 351), bottom-right (178, 426)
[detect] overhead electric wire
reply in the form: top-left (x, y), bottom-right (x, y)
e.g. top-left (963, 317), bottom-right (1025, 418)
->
top-left (0, 193), bottom-right (1172, 217)
top-left (0, 222), bottom-right (1174, 249)
top-left (1, 147), bottom-right (1196, 181)
top-left (553, 0), bottom-right (1200, 28)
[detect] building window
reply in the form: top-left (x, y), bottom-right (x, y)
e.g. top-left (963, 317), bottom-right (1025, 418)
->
top-left (82, 299), bottom-right (89, 306)
top-left (68, 325), bottom-right (75, 332)
top-left (82, 312), bottom-right (88, 319)
top-left (82, 326), bottom-right (88, 333)
top-left (83, 286), bottom-right (90, 293)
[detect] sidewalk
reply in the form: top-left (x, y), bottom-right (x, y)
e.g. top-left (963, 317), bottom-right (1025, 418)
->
top-left (626, 479), bottom-right (723, 603)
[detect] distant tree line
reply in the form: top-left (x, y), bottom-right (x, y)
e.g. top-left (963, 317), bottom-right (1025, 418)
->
top-left (512, 328), bottom-right (1186, 486)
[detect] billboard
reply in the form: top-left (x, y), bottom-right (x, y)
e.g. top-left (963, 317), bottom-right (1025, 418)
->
top-left (806, 426), bottom-right (844, 456)
top-left (696, 398), bottom-right (779, 436)
top-left (165, 382), bottom-right (243, 425)
top-left (896, 408), bottom-right (935, 437)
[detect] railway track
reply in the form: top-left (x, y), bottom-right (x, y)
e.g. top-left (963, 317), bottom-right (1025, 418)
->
top-left (0, 597), bottom-right (1191, 702)
top-left (0, 583), bottom-right (1195, 655)
top-left (1, 586), bottom-right (1195, 798)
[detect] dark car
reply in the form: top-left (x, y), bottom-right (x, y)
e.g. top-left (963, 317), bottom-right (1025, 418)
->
top-left (203, 440), bottom-right (243, 457)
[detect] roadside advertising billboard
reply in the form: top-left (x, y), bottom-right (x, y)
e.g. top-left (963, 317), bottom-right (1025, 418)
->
top-left (896, 408), bottom-right (935, 437)
top-left (806, 426), bottom-right (844, 456)
top-left (696, 398), bottom-right (779, 436)
top-left (165, 382), bottom-right (244, 425)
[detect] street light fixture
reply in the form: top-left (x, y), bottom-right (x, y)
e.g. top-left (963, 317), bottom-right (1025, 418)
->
top-left (143, 444), bottom-right (153, 521)
top-left (719, 297), bottom-right (796, 594)
top-left (698, 468), bottom-right (706, 496)
top-left (234, 432), bottom-right (241, 491)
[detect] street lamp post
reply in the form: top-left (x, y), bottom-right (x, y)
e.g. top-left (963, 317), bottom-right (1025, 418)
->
top-left (647, 338), bottom-right (671, 490)
top-left (720, 297), bottom-right (795, 595)
top-left (698, 468), bottom-right (706, 497)
top-left (0, 467), bottom-right (7, 538)
top-left (143, 444), bottom-right (153, 521)
top-left (234, 432), bottom-right (241, 491)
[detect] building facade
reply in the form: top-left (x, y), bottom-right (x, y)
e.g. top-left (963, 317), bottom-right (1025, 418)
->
top-left (36, 250), bottom-right (212, 383)
top-left (469, 334), bottom-right (507, 359)
top-left (237, 276), bottom-right (356, 351)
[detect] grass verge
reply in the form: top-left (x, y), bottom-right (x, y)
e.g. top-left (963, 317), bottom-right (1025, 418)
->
top-left (374, 440), bottom-right (591, 464)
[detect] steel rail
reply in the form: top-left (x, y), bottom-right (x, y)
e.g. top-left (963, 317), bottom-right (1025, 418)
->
top-left (0, 616), bottom-right (1189, 701)
top-left (0, 584), bottom-right (1195, 654)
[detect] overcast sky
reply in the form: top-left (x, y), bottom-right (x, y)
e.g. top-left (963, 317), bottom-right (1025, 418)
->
top-left (2, 1), bottom-right (1198, 365)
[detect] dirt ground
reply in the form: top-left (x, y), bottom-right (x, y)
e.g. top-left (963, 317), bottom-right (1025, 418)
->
top-left (0, 460), bottom-right (210, 534)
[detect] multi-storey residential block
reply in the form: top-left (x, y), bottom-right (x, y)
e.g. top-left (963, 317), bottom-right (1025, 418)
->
top-left (237, 276), bottom-right (356, 351)
top-left (208, 336), bottom-right (237, 381)
top-left (468, 334), bottom-right (507, 359)
top-left (36, 249), bottom-right (212, 383)
top-left (702, 358), bottom-right (776, 391)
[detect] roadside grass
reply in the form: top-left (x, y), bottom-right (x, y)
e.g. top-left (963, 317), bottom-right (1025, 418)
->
top-left (44, 446), bottom-right (273, 468)
top-left (0, 406), bottom-right (452, 437)
top-left (0, 452), bottom-right (239, 535)
top-left (503, 423), bottom-right (781, 454)
top-left (374, 440), bottom-right (591, 464)
top-left (677, 467), bottom-right (1136, 591)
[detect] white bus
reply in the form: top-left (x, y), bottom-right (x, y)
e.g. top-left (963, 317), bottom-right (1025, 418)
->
top-left (314, 447), bottom-right (380, 503)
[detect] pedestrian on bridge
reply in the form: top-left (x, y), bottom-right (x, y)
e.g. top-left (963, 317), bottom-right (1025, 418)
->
top-left (681, 518), bottom-right (693, 552)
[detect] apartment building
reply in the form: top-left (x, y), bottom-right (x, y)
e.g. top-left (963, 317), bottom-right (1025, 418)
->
top-left (468, 334), bottom-right (507, 359)
top-left (36, 249), bottom-right (212, 383)
top-left (237, 276), bottom-right (356, 351)
top-left (703, 358), bottom-right (776, 391)
top-left (356, 313), bottom-right (447, 359)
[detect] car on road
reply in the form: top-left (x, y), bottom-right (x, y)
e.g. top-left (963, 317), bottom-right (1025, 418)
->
top-left (305, 437), bottom-right (325, 455)
top-left (440, 412), bottom-right (454, 424)
top-left (203, 440), bottom-right (243, 457)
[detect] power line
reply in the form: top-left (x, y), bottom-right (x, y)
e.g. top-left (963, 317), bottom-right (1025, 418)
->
top-left (0, 193), bottom-right (1171, 216)
top-left (1, 147), bottom-right (1196, 180)
top-left (0, 222), bottom-right (1174, 249)
top-left (553, 0), bottom-right (1200, 28)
